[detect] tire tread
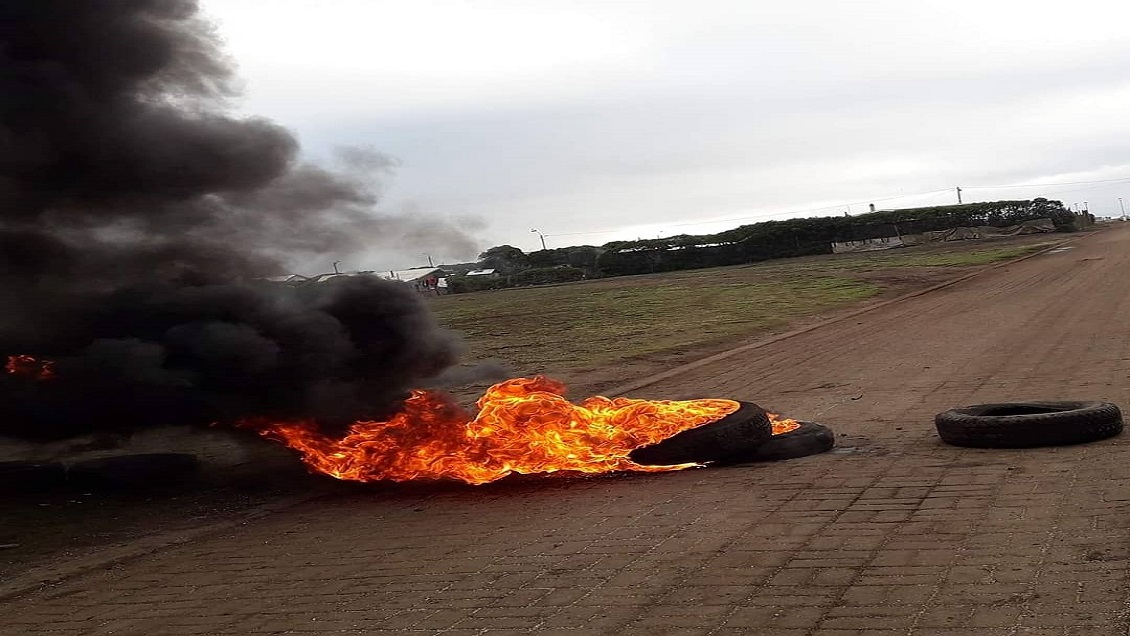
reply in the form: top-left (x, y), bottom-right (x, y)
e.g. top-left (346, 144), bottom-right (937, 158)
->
top-left (629, 402), bottom-right (772, 466)
top-left (935, 401), bottom-right (1122, 448)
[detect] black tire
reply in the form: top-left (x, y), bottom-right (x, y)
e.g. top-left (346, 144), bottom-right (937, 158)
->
top-left (66, 453), bottom-right (201, 490)
top-left (730, 421), bottom-right (835, 462)
top-left (629, 401), bottom-right (772, 466)
top-left (0, 460), bottom-right (68, 493)
top-left (935, 401), bottom-right (1123, 448)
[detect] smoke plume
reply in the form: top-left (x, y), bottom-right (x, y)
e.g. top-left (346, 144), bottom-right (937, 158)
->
top-left (0, 0), bottom-right (462, 440)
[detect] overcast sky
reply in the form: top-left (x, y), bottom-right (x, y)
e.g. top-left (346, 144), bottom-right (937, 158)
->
top-left (203, 0), bottom-right (1130, 271)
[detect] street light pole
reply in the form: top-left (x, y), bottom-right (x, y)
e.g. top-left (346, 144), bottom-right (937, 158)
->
top-left (530, 228), bottom-right (547, 250)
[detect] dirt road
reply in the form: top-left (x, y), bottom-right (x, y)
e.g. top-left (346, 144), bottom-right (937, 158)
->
top-left (634, 225), bottom-right (1125, 423)
top-left (7, 225), bottom-right (1130, 634)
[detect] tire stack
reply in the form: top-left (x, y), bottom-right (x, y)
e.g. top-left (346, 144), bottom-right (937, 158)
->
top-left (629, 401), bottom-right (833, 467)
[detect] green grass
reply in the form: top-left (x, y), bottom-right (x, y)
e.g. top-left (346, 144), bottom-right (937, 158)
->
top-left (854, 243), bottom-right (1052, 268)
top-left (428, 236), bottom-right (1061, 384)
top-left (433, 275), bottom-right (879, 374)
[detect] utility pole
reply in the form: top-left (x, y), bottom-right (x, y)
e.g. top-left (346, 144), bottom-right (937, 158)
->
top-left (1120, 197), bottom-right (1126, 219)
top-left (421, 253), bottom-right (433, 267)
top-left (530, 228), bottom-right (547, 250)
top-left (332, 260), bottom-right (340, 274)
top-left (956, 187), bottom-right (963, 204)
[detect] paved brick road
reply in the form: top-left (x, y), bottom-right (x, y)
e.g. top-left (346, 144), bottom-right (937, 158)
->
top-left (8, 226), bottom-right (1130, 635)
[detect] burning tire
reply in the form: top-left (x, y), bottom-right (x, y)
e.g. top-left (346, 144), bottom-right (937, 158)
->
top-left (628, 401), bottom-right (772, 466)
top-left (935, 401), bottom-right (1123, 448)
top-left (734, 421), bottom-right (834, 462)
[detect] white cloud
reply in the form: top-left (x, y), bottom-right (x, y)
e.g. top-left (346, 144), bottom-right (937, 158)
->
top-left (202, 0), bottom-right (1130, 266)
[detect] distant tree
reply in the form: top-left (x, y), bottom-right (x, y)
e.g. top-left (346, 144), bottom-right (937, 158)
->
top-left (525, 249), bottom-right (558, 269)
top-left (447, 275), bottom-right (507, 294)
top-left (511, 266), bottom-right (585, 286)
top-left (477, 245), bottom-right (529, 274)
top-left (1030, 198), bottom-right (1076, 231)
top-left (564, 246), bottom-right (601, 273)
top-left (527, 246), bottom-right (603, 277)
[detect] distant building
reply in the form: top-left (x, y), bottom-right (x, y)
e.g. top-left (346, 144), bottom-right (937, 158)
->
top-left (465, 268), bottom-right (499, 277)
top-left (372, 267), bottom-right (446, 294)
top-left (263, 267), bottom-right (449, 293)
top-left (306, 273), bottom-right (349, 284)
top-left (260, 274), bottom-right (310, 284)
top-left (374, 268), bottom-right (446, 285)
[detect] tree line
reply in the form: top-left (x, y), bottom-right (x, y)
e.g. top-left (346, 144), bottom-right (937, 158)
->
top-left (445, 198), bottom-right (1083, 291)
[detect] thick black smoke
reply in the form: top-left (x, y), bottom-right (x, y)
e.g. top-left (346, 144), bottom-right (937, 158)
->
top-left (0, 0), bottom-right (461, 440)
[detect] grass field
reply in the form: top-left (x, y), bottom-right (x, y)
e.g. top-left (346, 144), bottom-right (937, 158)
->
top-left (428, 237), bottom-right (1058, 394)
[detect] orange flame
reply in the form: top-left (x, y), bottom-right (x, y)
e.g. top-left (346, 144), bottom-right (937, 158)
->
top-left (769, 412), bottom-right (802, 435)
top-left (5, 355), bottom-right (55, 381)
top-left (6, 356), bottom-right (802, 485)
top-left (244, 376), bottom-right (743, 485)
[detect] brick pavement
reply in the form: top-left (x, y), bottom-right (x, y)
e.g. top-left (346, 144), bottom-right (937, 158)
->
top-left (6, 226), bottom-right (1130, 635)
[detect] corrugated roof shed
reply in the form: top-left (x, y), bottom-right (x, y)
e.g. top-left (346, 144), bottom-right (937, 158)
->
top-left (374, 268), bottom-right (444, 283)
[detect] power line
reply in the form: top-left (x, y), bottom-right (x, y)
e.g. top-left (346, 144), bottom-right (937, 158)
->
top-left (543, 229), bottom-right (623, 238)
top-left (963, 176), bottom-right (1130, 189)
top-left (1006, 180), bottom-right (1127, 203)
top-left (540, 174), bottom-right (1130, 240)
top-left (665, 188), bottom-right (955, 228)
top-left (549, 188), bottom-right (957, 238)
